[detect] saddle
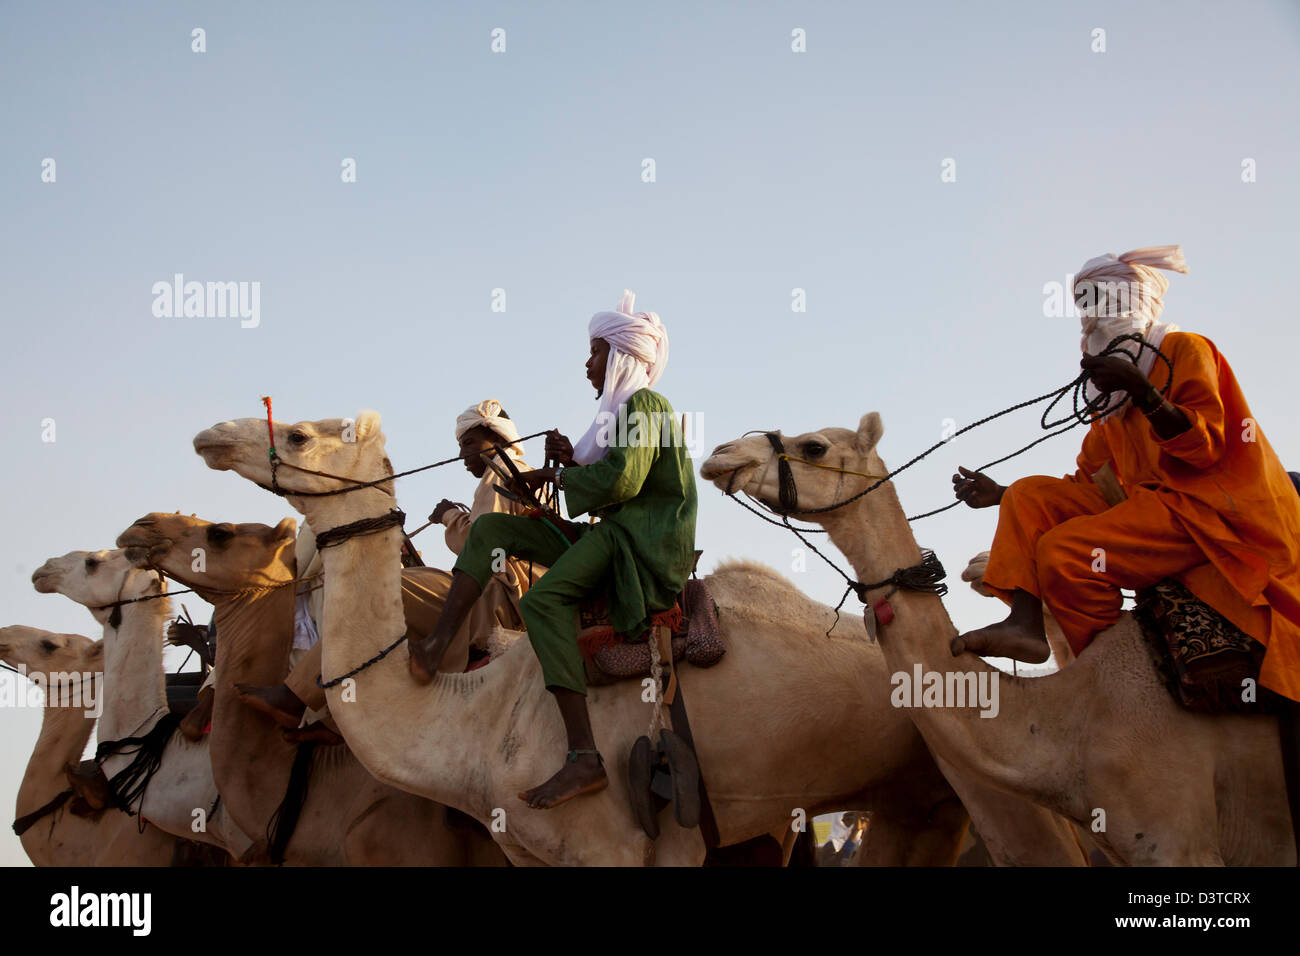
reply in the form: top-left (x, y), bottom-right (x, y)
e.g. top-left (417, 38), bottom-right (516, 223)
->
top-left (578, 577), bottom-right (725, 686)
top-left (569, 566), bottom-right (725, 844)
top-left (1135, 578), bottom-right (1273, 716)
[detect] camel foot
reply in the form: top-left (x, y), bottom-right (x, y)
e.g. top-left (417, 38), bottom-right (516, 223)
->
top-left (179, 687), bottom-right (214, 741)
top-left (407, 634), bottom-right (448, 685)
top-left (518, 754), bottom-right (608, 810)
top-left (951, 622), bottom-right (1051, 664)
top-left (282, 722), bottom-right (344, 746)
top-left (233, 682), bottom-right (305, 729)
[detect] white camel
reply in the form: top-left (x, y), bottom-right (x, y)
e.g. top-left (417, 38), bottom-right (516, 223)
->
top-left (194, 409), bottom-right (1089, 865)
top-left (32, 550), bottom-right (254, 860)
top-left (701, 412), bottom-right (1296, 865)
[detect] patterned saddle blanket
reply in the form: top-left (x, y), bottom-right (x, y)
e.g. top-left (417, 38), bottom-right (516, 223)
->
top-left (1134, 578), bottom-right (1275, 716)
top-left (578, 577), bottom-right (725, 686)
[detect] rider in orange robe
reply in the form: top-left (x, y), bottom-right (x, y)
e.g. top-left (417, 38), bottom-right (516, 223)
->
top-left (953, 247), bottom-right (1300, 702)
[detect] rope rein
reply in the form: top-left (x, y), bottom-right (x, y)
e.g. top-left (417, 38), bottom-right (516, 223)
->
top-left (727, 336), bottom-right (1173, 631)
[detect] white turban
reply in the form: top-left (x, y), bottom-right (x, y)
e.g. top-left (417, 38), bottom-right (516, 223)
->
top-left (572, 290), bottom-right (669, 465)
top-left (455, 399), bottom-right (523, 458)
top-left (1073, 245), bottom-right (1188, 420)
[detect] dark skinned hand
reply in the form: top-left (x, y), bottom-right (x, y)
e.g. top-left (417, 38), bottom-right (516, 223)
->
top-left (429, 499), bottom-right (459, 524)
top-left (517, 467), bottom-right (557, 489)
top-left (545, 430), bottom-right (575, 467)
top-left (1080, 354), bottom-right (1150, 396)
top-left (952, 466), bottom-right (1005, 509)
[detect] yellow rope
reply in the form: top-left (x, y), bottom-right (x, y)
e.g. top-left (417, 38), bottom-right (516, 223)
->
top-left (777, 453), bottom-right (889, 482)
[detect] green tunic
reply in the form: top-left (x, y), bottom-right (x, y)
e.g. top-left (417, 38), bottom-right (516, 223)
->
top-left (561, 388), bottom-right (698, 637)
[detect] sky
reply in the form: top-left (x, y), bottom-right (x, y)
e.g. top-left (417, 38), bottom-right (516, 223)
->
top-left (1, 1), bottom-right (1298, 866)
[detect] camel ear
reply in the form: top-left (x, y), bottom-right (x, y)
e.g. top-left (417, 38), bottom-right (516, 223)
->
top-left (84, 642), bottom-right (104, 664)
top-left (273, 517), bottom-right (297, 540)
top-left (354, 410), bottom-right (382, 442)
top-left (855, 412), bottom-right (883, 452)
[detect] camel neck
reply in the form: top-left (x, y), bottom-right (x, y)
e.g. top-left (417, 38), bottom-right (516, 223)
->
top-left (821, 479), bottom-right (1070, 792)
top-left (18, 694), bottom-right (94, 819)
top-left (819, 481), bottom-right (926, 590)
top-left (99, 599), bottom-right (170, 744)
top-left (208, 580), bottom-right (300, 831)
top-left (313, 517), bottom-right (505, 817)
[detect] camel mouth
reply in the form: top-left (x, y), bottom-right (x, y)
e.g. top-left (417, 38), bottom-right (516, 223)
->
top-left (31, 569), bottom-right (59, 594)
top-left (699, 460), bottom-right (759, 497)
top-left (120, 545), bottom-right (155, 567)
top-left (116, 525), bottom-right (170, 554)
top-left (193, 428), bottom-right (240, 469)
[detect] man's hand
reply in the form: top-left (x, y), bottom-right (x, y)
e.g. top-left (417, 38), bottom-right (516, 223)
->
top-left (518, 467), bottom-right (556, 489)
top-left (1080, 354), bottom-right (1150, 396)
top-left (953, 466), bottom-right (1005, 509)
top-left (545, 430), bottom-right (575, 467)
top-left (429, 499), bottom-right (459, 524)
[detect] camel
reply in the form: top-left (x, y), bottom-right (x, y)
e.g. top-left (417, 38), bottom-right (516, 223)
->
top-left (701, 412), bottom-right (1297, 865)
top-left (0, 626), bottom-right (178, 866)
top-left (32, 550), bottom-right (253, 860)
top-left (194, 409), bottom-right (1088, 865)
top-left (116, 511), bottom-right (508, 866)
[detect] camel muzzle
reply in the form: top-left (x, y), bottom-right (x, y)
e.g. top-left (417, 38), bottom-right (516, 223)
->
top-left (31, 568), bottom-right (59, 594)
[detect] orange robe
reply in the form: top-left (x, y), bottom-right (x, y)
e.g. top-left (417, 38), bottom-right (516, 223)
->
top-left (983, 331), bottom-right (1300, 701)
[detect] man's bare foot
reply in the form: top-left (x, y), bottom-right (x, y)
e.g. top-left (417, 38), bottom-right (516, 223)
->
top-left (233, 682), bottom-right (305, 729)
top-left (518, 752), bottom-right (608, 809)
top-left (407, 634), bottom-right (449, 685)
top-left (950, 621), bottom-right (1051, 664)
top-left (283, 722), bottom-right (344, 746)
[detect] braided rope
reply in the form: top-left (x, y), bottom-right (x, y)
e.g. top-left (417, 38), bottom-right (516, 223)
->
top-left (646, 626), bottom-right (665, 741)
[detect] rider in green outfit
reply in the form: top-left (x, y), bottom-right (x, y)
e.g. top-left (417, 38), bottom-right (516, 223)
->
top-left (408, 291), bottom-right (697, 810)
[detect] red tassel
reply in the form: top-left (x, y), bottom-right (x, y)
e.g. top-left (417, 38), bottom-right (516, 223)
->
top-left (260, 396), bottom-right (276, 458)
top-left (578, 628), bottom-right (620, 659)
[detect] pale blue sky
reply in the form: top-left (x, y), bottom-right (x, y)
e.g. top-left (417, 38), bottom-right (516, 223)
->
top-left (2, 1), bottom-right (1298, 865)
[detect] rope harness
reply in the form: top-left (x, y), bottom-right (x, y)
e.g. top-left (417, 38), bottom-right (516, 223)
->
top-left (247, 396), bottom-right (563, 688)
top-left (727, 335), bottom-right (1174, 633)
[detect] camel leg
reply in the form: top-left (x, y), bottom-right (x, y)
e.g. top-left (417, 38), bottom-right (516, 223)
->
top-left (651, 821), bottom-right (707, 867)
top-left (855, 798), bottom-right (969, 866)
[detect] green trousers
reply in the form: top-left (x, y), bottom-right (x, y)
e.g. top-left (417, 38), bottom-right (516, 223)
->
top-left (454, 512), bottom-right (613, 694)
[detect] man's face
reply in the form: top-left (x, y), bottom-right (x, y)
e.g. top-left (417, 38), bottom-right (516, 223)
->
top-left (458, 428), bottom-right (499, 479)
top-left (586, 338), bottom-right (611, 397)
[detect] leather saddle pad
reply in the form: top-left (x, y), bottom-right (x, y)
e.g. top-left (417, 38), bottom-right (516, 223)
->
top-left (580, 578), bottom-right (725, 686)
top-left (1134, 577), bottom-right (1275, 716)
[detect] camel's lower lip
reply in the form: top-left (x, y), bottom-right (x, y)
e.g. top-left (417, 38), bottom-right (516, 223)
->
top-left (701, 462), bottom-right (754, 490)
top-left (31, 574), bottom-right (56, 593)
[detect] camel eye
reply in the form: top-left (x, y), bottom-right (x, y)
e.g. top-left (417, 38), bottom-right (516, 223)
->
top-left (288, 431), bottom-right (309, 446)
top-left (84, 557), bottom-right (99, 571)
top-left (207, 525), bottom-right (234, 543)
top-left (40, 639), bottom-right (57, 653)
top-left (802, 442), bottom-right (828, 459)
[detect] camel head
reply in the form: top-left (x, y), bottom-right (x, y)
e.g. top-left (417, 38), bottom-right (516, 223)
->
top-left (700, 412), bottom-right (887, 518)
top-left (193, 411), bottom-right (393, 517)
top-left (31, 549), bottom-right (170, 628)
top-left (117, 512), bottom-right (297, 596)
top-left (0, 626), bottom-right (99, 681)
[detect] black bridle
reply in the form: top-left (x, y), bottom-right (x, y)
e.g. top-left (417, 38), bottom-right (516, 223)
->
top-left (725, 333), bottom-right (1177, 632)
top-left (745, 432), bottom-right (948, 636)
